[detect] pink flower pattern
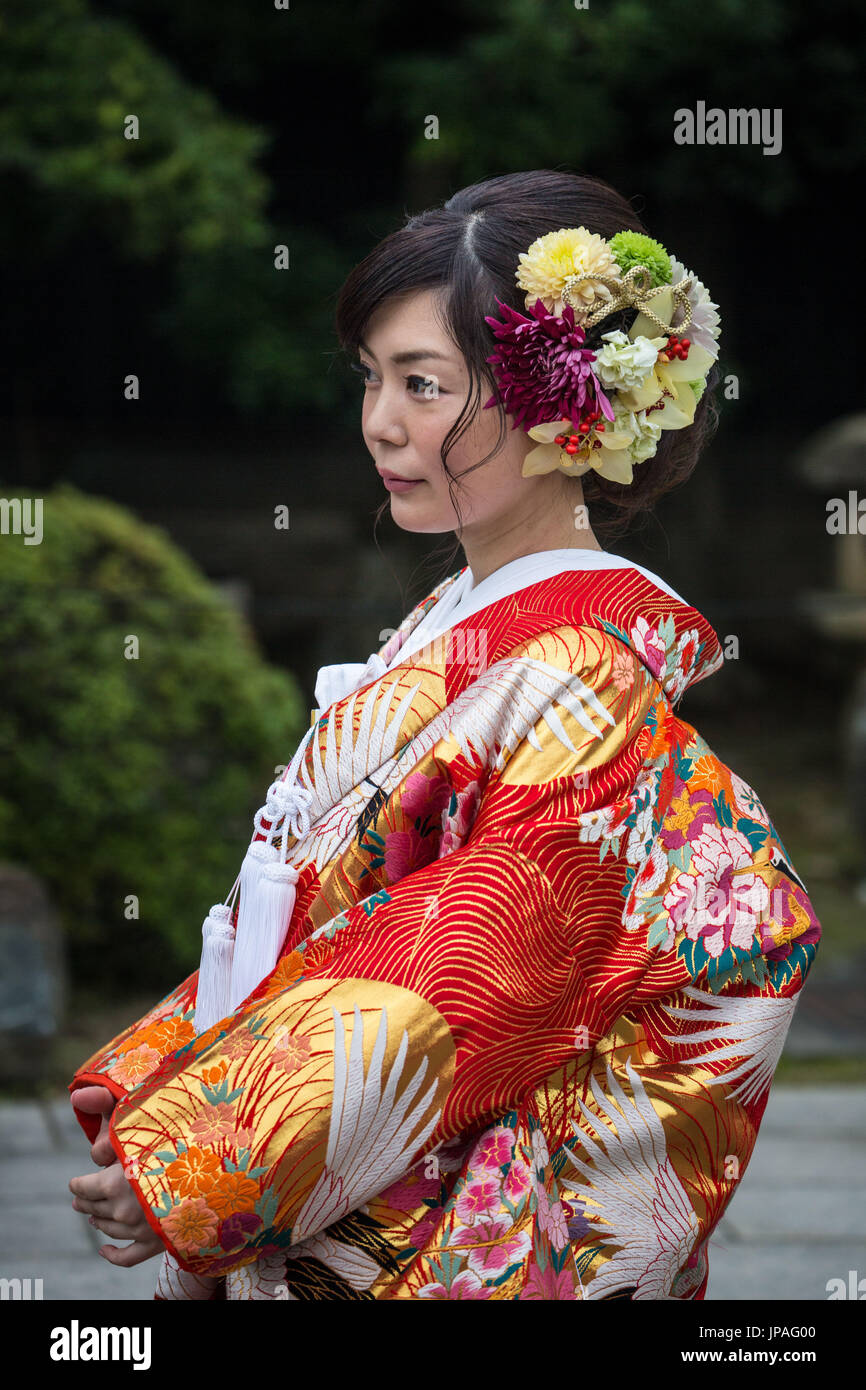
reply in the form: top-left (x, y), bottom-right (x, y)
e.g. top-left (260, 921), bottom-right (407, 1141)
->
top-left (660, 784), bottom-right (716, 851)
top-left (630, 617), bottom-right (667, 681)
top-left (455, 1173), bottom-right (502, 1224)
top-left (450, 1216), bottom-right (532, 1278)
top-left (519, 1262), bottom-right (578, 1300)
top-left (665, 824), bottom-right (771, 957)
top-left (383, 827), bottom-right (437, 882)
top-left (418, 1270), bottom-right (494, 1299)
top-left (503, 1158), bottom-right (533, 1206)
top-left (189, 1102), bottom-right (238, 1145)
top-left (400, 771), bottom-right (452, 821)
top-left (469, 1125), bottom-right (515, 1171)
top-left (438, 779), bottom-right (482, 859)
top-left (272, 1031), bottom-right (313, 1074)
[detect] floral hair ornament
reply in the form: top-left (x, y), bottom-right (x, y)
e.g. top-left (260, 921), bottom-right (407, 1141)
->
top-left (483, 227), bottom-right (721, 485)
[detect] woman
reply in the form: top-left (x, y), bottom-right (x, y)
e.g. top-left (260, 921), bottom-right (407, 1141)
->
top-left (68, 170), bottom-right (822, 1301)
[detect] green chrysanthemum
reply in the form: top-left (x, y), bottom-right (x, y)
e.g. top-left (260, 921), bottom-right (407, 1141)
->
top-left (688, 379), bottom-right (706, 402)
top-left (609, 231), bottom-right (672, 288)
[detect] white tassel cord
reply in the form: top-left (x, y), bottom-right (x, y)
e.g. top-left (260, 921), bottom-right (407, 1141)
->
top-left (227, 840), bottom-right (279, 1010)
top-left (228, 729), bottom-right (316, 1013)
top-left (194, 653), bottom-right (390, 1032)
top-left (194, 903), bottom-right (236, 1036)
top-left (228, 859), bottom-right (299, 1012)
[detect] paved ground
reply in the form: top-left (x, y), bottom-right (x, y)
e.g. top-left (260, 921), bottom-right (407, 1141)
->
top-left (705, 1083), bottom-right (866, 1300)
top-left (1, 1049), bottom-right (864, 1300)
top-left (0, 1093), bottom-right (158, 1300)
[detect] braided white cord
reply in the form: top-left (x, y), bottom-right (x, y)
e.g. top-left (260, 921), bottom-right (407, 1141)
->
top-left (253, 720), bottom-right (317, 860)
top-left (218, 647), bottom-right (387, 912)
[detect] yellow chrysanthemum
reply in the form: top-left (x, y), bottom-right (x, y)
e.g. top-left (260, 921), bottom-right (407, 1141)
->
top-left (516, 227), bottom-right (621, 319)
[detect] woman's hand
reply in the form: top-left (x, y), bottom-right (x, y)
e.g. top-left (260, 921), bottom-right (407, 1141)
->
top-left (70, 1084), bottom-right (164, 1265)
top-left (71, 1083), bottom-right (119, 1166)
top-left (69, 1162), bottom-right (164, 1266)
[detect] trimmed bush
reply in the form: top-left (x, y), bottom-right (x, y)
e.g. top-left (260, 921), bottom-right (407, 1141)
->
top-left (0, 484), bottom-right (307, 989)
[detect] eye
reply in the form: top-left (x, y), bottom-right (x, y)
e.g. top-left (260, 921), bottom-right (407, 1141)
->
top-left (351, 362), bottom-right (443, 397)
top-left (406, 374), bottom-right (443, 397)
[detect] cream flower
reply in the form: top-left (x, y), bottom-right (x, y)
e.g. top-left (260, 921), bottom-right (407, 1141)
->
top-left (595, 330), bottom-right (667, 392)
top-left (610, 398), bottom-right (663, 465)
top-left (630, 410), bottom-right (664, 464)
top-left (516, 227), bottom-right (621, 319)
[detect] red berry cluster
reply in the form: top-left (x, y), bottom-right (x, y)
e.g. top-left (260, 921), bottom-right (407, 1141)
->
top-left (665, 334), bottom-right (691, 360)
top-left (554, 403), bottom-right (607, 454)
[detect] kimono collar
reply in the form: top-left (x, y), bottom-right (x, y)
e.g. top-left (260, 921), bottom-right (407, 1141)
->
top-left (390, 548), bottom-right (723, 706)
top-left (313, 547), bottom-right (721, 718)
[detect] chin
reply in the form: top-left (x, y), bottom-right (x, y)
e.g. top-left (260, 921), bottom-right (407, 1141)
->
top-left (389, 504), bottom-right (456, 535)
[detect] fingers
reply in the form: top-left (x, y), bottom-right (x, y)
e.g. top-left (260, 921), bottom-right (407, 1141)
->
top-left (98, 1238), bottom-right (163, 1268)
top-left (70, 1161), bottom-right (127, 1205)
top-left (89, 1216), bottom-right (144, 1240)
top-left (69, 1170), bottom-right (109, 1202)
top-left (87, 1110), bottom-right (116, 1167)
top-left (71, 1193), bottom-right (113, 1217)
top-left (90, 1133), bottom-right (115, 1166)
top-left (71, 1162), bottom-right (143, 1225)
top-left (71, 1085), bottom-right (117, 1116)
top-left (73, 1191), bottom-right (141, 1224)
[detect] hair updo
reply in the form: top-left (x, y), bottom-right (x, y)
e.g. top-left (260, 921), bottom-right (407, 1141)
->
top-left (335, 168), bottom-right (720, 563)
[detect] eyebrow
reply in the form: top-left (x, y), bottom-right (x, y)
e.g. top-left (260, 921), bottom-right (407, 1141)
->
top-left (358, 339), bottom-right (453, 366)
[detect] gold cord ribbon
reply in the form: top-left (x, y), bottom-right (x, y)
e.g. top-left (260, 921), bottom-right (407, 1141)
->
top-left (562, 264), bottom-right (694, 335)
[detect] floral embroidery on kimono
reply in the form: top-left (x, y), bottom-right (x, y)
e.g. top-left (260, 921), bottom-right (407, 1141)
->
top-left (69, 563), bottom-right (821, 1300)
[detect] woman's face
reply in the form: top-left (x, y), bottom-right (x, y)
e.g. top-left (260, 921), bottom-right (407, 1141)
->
top-left (357, 288), bottom-right (553, 537)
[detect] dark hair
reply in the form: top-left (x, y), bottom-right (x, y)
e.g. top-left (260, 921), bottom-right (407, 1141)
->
top-left (335, 169), bottom-right (721, 587)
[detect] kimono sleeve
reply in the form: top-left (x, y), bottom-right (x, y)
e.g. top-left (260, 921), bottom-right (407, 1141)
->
top-left (98, 626), bottom-right (660, 1280)
top-left (67, 970), bottom-right (200, 1146)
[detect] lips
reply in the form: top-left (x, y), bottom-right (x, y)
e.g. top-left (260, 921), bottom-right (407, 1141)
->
top-left (378, 470), bottom-right (420, 483)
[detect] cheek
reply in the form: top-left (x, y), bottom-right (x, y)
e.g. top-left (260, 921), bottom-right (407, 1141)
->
top-left (360, 395), bottom-right (372, 442)
top-left (449, 407), bottom-right (527, 485)
top-left (416, 406), bottom-right (458, 455)
top-left (461, 402), bottom-right (521, 472)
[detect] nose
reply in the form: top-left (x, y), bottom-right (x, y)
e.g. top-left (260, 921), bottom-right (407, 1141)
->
top-left (363, 382), bottom-right (409, 448)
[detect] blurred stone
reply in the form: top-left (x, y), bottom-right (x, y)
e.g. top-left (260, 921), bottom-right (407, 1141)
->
top-left (796, 411), bottom-right (866, 622)
top-left (795, 415), bottom-right (866, 879)
top-left (0, 864), bottom-right (66, 1079)
top-left (843, 667), bottom-right (866, 858)
top-left (796, 411), bottom-right (866, 491)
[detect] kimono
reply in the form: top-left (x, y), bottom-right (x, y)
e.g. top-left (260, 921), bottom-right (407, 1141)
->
top-left (68, 547), bottom-right (822, 1301)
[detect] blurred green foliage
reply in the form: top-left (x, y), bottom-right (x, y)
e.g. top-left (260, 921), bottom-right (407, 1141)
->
top-left (0, 0), bottom-right (270, 259)
top-left (0, 0), bottom-right (352, 414)
top-left (2, 0), bottom-right (860, 422)
top-left (0, 485), bottom-right (306, 987)
top-left (376, 0), bottom-right (861, 213)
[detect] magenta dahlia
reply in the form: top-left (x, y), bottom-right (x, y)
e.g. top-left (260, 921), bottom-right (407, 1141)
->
top-left (483, 297), bottom-right (614, 431)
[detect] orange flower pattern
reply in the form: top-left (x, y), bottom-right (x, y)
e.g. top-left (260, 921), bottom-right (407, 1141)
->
top-left (166, 1147), bottom-right (222, 1199)
top-left (207, 1172), bottom-right (260, 1218)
